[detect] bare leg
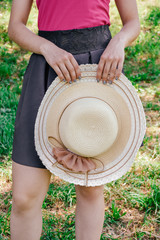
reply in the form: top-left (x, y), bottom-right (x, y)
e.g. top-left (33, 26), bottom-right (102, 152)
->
top-left (75, 185), bottom-right (105, 240)
top-left (10, 161), bottom-right (51, 240)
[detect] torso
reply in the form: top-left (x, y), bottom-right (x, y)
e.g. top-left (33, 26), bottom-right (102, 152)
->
top-left (36, 0), bottom-right (111, 31)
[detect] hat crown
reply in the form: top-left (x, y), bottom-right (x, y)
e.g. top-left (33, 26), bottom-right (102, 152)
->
top-left (59, 97), bottom-right (119, 157)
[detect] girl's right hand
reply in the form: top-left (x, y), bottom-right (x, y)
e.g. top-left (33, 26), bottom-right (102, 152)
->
top-left (8, 0), bottom-right (81, 84)
top-left (41, 41), bottom-right (81, 83)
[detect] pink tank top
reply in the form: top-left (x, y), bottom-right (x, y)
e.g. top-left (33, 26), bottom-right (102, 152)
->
top-left (36, 0), bottom-right (111, 31)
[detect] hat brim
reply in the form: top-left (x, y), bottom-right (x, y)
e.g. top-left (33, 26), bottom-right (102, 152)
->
top-left (34, 64), bottom-right (146, 186)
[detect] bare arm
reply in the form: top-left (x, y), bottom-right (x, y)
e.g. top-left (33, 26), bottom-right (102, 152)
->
top-left (96, 0), bottom-right (140, 83)
top-left (8, 0), bottom-right (81, 83)
top-left (114, 0), bottom-right (141, 47)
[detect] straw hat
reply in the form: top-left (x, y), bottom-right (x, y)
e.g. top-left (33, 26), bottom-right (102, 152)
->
top-left (34, 64), bottom-right (146, 187)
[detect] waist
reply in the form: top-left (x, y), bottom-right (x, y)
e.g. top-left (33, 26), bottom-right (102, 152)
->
top-left (38, 24), bottom-right (112, 54)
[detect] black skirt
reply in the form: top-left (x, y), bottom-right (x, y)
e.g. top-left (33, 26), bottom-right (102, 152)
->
top-left (12, 24), bottom-right (113, 168)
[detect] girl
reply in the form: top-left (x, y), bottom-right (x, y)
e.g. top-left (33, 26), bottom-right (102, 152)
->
top-left (8, 0), bottom-right (140, 239)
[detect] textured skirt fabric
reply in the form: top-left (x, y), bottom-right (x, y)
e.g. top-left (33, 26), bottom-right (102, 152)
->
top-left (12, 24), bottom-right (113, 168)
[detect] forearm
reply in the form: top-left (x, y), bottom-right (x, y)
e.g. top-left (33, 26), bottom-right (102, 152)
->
top-left (112, 19), bottom-right (141, 48)
top-left (113, 0), bottom-right (141, 48)
top-left (8, 22), bottom-right (57, 56)
top-left (8, 20), bottom-right (81, 82)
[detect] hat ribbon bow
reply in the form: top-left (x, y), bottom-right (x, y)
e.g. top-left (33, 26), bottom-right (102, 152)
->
top-left (48, 136), bottom-right (104, 173)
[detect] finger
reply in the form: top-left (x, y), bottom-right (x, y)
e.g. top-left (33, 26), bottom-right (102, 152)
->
top-left (51, 64), bottom-right (66, 81)
top-left (58, 63), bottom-right (72, 83)
top-left (108, 60), bottom-right (118, 83)
top-left (65, 59), bottom-right (77, 82)
top-left (101, 60), bottom-right (112, 84)
top-left (115, 59), bottom-right (123, 80)
top-left (96, 56), bottom-right (106, 82)
top-left (69, 55), bottom-right (81, 80)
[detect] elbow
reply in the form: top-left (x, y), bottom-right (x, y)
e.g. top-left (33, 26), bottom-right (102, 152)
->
top-left (8, 22), bottom-right (17, 41)
top-left (134, 17), bottom-right (141, 39)
top-left (129, 19), bottom-right (141, 41)
top-left (8, 21), bottom-right (24, 43)
top-left (137, 20), bottom-right (141, 37)
top-left (8, 24), bottom-right (14, 41)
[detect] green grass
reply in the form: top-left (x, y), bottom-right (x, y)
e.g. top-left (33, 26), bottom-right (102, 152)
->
top-left (124, 6), bottom-right (160, 84)
top-left (41, 212), bottom-right (76, 240)
top-left (0, 0), bottom-right (160, 239)
top-left (42, 183), bottom-right (76, 209)
top-left (0, 46), bottom-right (28, 82)
top-left (0, 84), bottom-right (18, 157)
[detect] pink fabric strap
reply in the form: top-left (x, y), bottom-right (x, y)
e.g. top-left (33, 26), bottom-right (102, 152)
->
top-left (36, 0), bottom-right (111, 31)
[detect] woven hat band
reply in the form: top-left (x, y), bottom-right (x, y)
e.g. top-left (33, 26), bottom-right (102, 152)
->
top-left (59, 98), bottom-right (119, 157)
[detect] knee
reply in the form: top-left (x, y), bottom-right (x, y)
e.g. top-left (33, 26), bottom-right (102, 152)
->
top-left (12, 192), bottom-right (41, 214)
top-left (75, 185), bottom-right (104, 201)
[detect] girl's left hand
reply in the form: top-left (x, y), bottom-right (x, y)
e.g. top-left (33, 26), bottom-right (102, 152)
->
top-left (96, 36), bottom-right (125, 84)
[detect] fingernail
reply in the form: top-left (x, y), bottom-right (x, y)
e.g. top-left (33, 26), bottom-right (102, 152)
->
top-left (109, 80), bottom-right (112, 84)
top-left (78, 76), bottom-right (81, 80)
top-left (69, 81), bottom-right (72, 84)
top-left (115, 77), bottom-right (118, 80)
top-left (97, 79), bottom-right (100, 82)
top-left (73, 79), bottom-right (77, 82)
top-left (103, 81), bottom-right (107, 85)
top-left (63, 79), bottom-right (66, 82)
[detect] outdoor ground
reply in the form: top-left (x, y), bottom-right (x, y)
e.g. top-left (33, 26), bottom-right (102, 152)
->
top-left (0, 0), bottom-right (160, 239)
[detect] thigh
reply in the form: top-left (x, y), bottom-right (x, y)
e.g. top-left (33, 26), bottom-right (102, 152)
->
top-left (12, 161), bottom-right (51, 206)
